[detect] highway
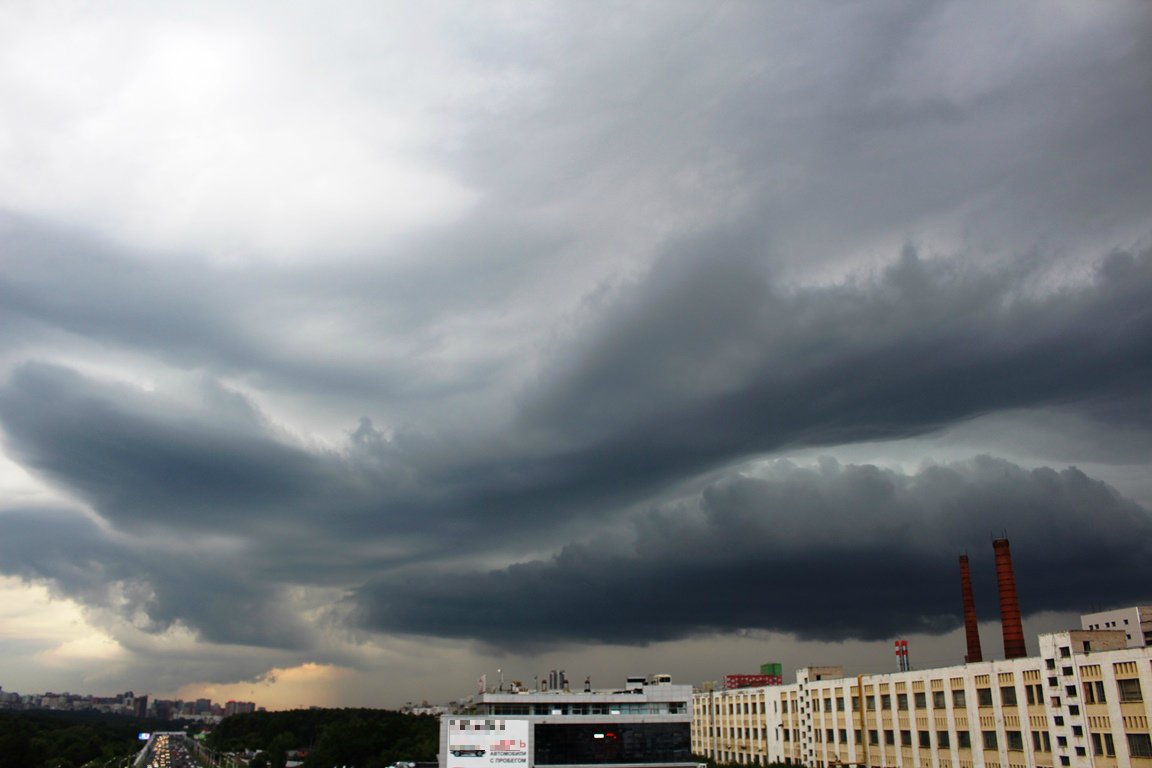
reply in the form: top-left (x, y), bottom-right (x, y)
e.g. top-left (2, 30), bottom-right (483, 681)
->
top-left (129, 730), bottom-right (243, 768)
top-left (144, 733), bottom-right (194, 768)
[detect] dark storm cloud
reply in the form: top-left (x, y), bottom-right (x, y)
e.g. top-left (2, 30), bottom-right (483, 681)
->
top-left (0, 212), bottom-right (560, 404)
top-left (0, 360), bottom-right (631, 558)
top-left (0, 506), bottom-right (314, 649)
top-left (4, 246), bottom-right (1152, 556)
top-left (0, 363), bottom-right (490, 561)
top-left (353, 457), bottom-right (1152, 647)
top-left (0, 363), bottom-right (337, 530)
top-left (6, 243), bottom-right (1149, 653)
top-left (518, 245), bottom-right (1152, 496)
top-left (0, 0), bottom-right (1149, 676)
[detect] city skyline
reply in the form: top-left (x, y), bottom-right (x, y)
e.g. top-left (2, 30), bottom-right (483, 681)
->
top-left (0, 684), bottom-right (259, 718)
top-left (1, 1), bottom-right (1151, 710)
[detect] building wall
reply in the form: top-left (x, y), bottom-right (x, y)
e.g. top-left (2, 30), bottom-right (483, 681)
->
top-left (1082, 607), bottom-right (1152, 648)
top-left (693, 630), bottom-right (1152, 768)
top-left (444, 681), bottom-right (696, 768)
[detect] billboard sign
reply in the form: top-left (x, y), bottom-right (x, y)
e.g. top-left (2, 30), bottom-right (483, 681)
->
top-left (446, 718), bottom-right (530, 768)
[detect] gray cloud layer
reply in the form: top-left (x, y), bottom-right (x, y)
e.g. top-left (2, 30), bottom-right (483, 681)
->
top-left (0, 0), bottom-right (1150, 698)
top-left (354, 457), bottom-right (1152, 647)
top-left (4, 246), bottom-right (1152, 539)
top-left (524, 245), bottom-right (1152, 452)
top-left (0, 506), bottom-right (314, 650)
top-left (2, 245), bottom-right (1151, 653)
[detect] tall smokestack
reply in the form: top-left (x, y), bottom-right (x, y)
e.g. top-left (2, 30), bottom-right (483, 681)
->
top-left (993, 538), bottom-right (1027, 659)
top-left (959, 554), bottom-right (983, 663)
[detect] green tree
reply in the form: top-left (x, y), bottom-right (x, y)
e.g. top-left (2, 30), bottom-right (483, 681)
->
top-left (0, 722), bottom-right (48, 768)
top-left (267, 731), bottom-right (297, 768)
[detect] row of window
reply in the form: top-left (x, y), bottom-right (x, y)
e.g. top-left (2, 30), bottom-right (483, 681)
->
top-left (489, 702), bottom-right (687, 715)
top-left (704, 700), bottom-right (767, 715)
top-left (707, 727), bottom-right (767, 740)
top-left (783, 676), bottom-right (1143, 715)
top-left (863, 728), bottom-right (987, 750)
top-left (706, 727), bottom-right (1152, 759)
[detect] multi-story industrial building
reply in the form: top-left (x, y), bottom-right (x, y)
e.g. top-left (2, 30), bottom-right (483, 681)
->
top-left (441, 673), bottom-right (695, 768)
top-left (694, 628), bottom-right (1152, 767)
top-left (694, 540), bottom-right (1152, 767)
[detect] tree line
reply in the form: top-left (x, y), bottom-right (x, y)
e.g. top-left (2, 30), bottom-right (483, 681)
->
top-left (0, 710), bottom-right (175, 768)
top-left (208, 708), bottom-right (439, 768)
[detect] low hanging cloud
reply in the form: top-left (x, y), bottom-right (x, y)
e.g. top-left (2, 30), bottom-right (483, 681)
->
top-left (3, 246), bottom-right (1152, 556)
top-left (0, 506), bottom-right (317, 650)
top-left (3, 246), bottom-right (1152, 564)
top-left (526, 244), bottom-right (1152, 449)
top-left (0, 0), bottom-right (1149, 705)
top-left (500, 245), bottom-right (1152, 524)
top-left (353, 456), bottom-right (1152, 648)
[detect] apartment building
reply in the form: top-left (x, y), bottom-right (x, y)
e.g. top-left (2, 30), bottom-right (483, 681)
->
top-left (693, 628), bottom-right (1152, 767)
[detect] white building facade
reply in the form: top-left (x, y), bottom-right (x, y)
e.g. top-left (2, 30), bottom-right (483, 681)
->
top-left (694, 630), bottom-right (1152, 768)
top-left (443, 675), bottom-right (695, 768)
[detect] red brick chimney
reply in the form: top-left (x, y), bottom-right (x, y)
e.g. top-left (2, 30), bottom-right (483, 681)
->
top-left (993, 538), bottom-right (1027, 659)
top-left (959, 554), bottom-right (983, 663)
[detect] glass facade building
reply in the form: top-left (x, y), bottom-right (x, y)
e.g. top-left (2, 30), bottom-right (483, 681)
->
top-left (534, 722), bottom-right (692, 765)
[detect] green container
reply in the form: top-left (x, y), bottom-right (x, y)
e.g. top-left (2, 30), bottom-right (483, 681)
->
top-left (760, 663), bottom-right (782, 675)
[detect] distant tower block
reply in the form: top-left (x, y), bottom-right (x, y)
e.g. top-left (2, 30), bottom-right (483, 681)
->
top-left (994, 538), bottom-right (1027, 659)
top-left (960, 554), bottom-right (983, 663)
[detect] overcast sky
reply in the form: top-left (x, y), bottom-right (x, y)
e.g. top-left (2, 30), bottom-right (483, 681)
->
top-left (1, 0), bottom-right (1151, 710)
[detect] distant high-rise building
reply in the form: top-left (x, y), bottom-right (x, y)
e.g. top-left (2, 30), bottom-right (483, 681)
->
top-left (224, 700), bottom-right (257, 717)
